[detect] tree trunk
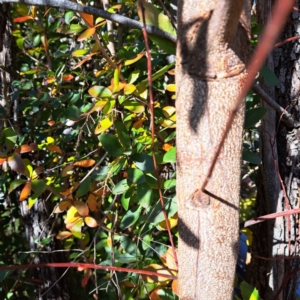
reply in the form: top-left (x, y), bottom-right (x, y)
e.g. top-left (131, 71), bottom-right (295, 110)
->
top-left (176, 0), bottom-right (250, 298)
top-left (0, 4), bottom-right (70, 300)
top-left (249, 1), bottom-right (300, 299)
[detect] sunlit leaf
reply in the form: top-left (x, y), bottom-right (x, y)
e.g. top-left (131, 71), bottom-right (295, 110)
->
top-left (166, 84), bottom-right (176, 92)
top-left (162, 143), bottom-right (173, 152)
top-left (56, 231), bottom-right (73, 240)
top-left (123, 100), bottom-right (145, 113)
top-left (65, 206), bottom-right (81, 225)
top-left (74, 159), bottom-right (95, 168)
top-left (80, 12), bottom-right (94, 27)
top-left (158, 213), bottom-right (178, 231)
top-left (14, 16), bottom-right (33, 23)
top-left (142, 264), bottom-right (173, 283)
top-left (94, 117), bottom-right (113, 135)
top-left (84, 216), bottom-right (98, 227)
top-left (69, 219), bottom-right (84, 239)
top-left (19, 182), bottom-right (32, 201)
top-left (163, 147), bottom-right (176, 163)
top-left (124, 51), bottom-right (145, 66)
top-left (19, 143), bottom-right (37, 153)
top-left (88, 86), bottom-right (112, 98)
top-left (72, 49), bottom-right (89, 57)
top-left (77, 27), bottom-right (96, 41)
top-left (62, 74), bottom-right (74, 82)
top-left (124, 83), bottom-right (136, 95)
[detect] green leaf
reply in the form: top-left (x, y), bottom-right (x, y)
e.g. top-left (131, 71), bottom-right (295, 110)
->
top-left (113, 179), bottom-right (130, 195)
top-left (137, 182), bottom-right (152, 208)
top-left (163, 179), bottom-right (176, 190)
top-left (91, 166), bottom-right (110, 181)
top-left (240, 281), bottom-right (260, 300)
top-left (163, 147), bottom-right (176, 163)
top-left (114, 120), bottom-right (131, 149)
top-left (99, 133), bottom-right (124, 157)
top-left (260, 66), bottom-right (278, 87)
top-left (76, 176), bottom-right (91, 198)
top-left (147, 196), bottom-right (177, 225)
top-left (65, 11), bottom-right (74, 25)
top-left (138, 63), bottom-right (175, 87)
top-left (31, 180), bottom-right (46, 198)
top-left (88, 86), bottom-right (112, 98)
top-left (8, 179), bottom-right (26, 193)
top-left (0, 269), bottom-right (12, 281)
top-left (121, 188), bottom-right (134, 211)
top-left (242, 149), bottom-right (261, 165)
top-left (3, 127), bottom-right (18, 151)
top-left (132, 153), bottom-right (155, 172)
top-left (128, 69), bottom-right (140, 84)
top-left (120, 206), bottom-right (142, 229)
top-left (127, 168), bottom-right (145, 184)
top-left (33, 34), bottom-right (41, 47)
top-left (244, 107), bottom-right (267, 129)
top-left (65, 105), bottom-right (81, 121)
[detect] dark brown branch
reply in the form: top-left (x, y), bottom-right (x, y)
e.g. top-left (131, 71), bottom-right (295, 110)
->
top-left (1, 0), bottom-right (176, 44)
top-left (252, 83), bottom-right (295, 128)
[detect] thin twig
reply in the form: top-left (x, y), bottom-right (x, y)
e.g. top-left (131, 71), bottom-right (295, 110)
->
top-left (139, 0), bottom-right (178, 267)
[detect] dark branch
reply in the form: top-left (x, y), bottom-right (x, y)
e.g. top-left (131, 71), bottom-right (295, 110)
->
top-left (2, 0), bottom-right (176, 44)
top-left (252, 83), bottom-right (296, 128)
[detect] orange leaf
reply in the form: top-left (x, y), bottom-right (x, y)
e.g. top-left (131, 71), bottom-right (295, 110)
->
top-left (168, 69), bottom-right (175, 75)
top-left (80, 12), bottom-right (94, 27)
top-left (19, 143), bottom-right (37, 153)
top-left (172, 279), bottom-right (179, 296)
top-left (14, 16), bottom-right (33, 23)
top-left (160, 247), bottom-right (178, 274)
top-left (133, 119), bottom-right (144, 129)
top-left (84, 216), bottom-right (98, 228)
top-left (72, 53), bottom-right (95, 70)
top-left (149, 289), bottom-right (162, 300)
top-left (62, 74), bottom-right (74, 82)
top-left (142, 264), bottom-right (173, 283)
top-left (8, 153), bottom-right (25, 174)
top-left (54, 200), bottom-right (71, 213)
top-left (77, 27), bottom-right (96, 41)
top-left (20, 182), bottom-right (31, 201)
top-left (61, 164), bottom-right (74, 177)
top-left (74, 201), bottom-right (89, 217)
top-left (56, 231), bottom-right (73, 240)
top-left (87, 194), bottom-right (97, 211)
top-left (74, 159), bottom-right (95, 168)
top-left (0, 156), bottom-right (7, 164)
top-left (162, 143), bottom-right (173, 152)
top-left (46, 145), bottom-right (63, 155)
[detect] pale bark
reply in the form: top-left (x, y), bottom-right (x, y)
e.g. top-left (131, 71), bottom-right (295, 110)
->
top-left (176, 0), bottom-right (250, 298)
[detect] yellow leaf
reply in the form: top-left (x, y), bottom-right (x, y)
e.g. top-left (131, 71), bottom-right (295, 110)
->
top-left (56, 231), bottom-right (73, 240)
top-left (158, 213), bottom-right (178, 231)
top-left (94, 117), bottom-right (113, 135)
top-left (77, 27), bottom-right (96, 41)
top-left (124, 51), bottom-right (145, 66)
top-left (32, 166), bottom-right (44, 180)
top-left (159, 117), bottom-right (176, 128)
top-left (107, 233), bottom-right (113, 246)
top-left (84, 216), bottom-right (98, 228)
top-left (160, 247), bottom-right (178, 274)
top-left (65, 206), bottom-right (81, 226)
top-left (123, 100), bottom-right (145, 113)
top-left (124, 83), bottom-right (136, 95)
top-left (28, 197), bottom-right (37, 209)
top-left (165, 84), bottom-right (176, 92)
top-left (142, 264), bottom-right (173, 283)
top-left (172, 280), bottom-right (179, 296)
top-left (74, 200), bottom-right (89, 217)
top-left (72, 49), bottom-right (89, 57)
top-left (19, 182), bottom-right (31, 201)
top-left (162, 106), bottom-right (175, 118)
top-left (74, 159), bottom-right (95, 168)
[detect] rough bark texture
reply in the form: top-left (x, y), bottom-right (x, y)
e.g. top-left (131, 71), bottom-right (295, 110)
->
top-left (249, 1), bottom-right (300, 299)
top-left (0, 4), bottom-right (70, 300)
top-left (176, 0), bottom-right (250, 298)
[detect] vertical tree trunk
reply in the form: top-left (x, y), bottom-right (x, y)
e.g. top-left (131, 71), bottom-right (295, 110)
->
top-left (176, 0), bottom-right (250, 298)
top-left (249, 2), bottom-right (300, 299)
top-left (0, 4), bottom-right (70, 300)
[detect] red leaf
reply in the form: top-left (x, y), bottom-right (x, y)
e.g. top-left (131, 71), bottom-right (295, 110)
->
top-left (14, 16), bottom-right (33, 23)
